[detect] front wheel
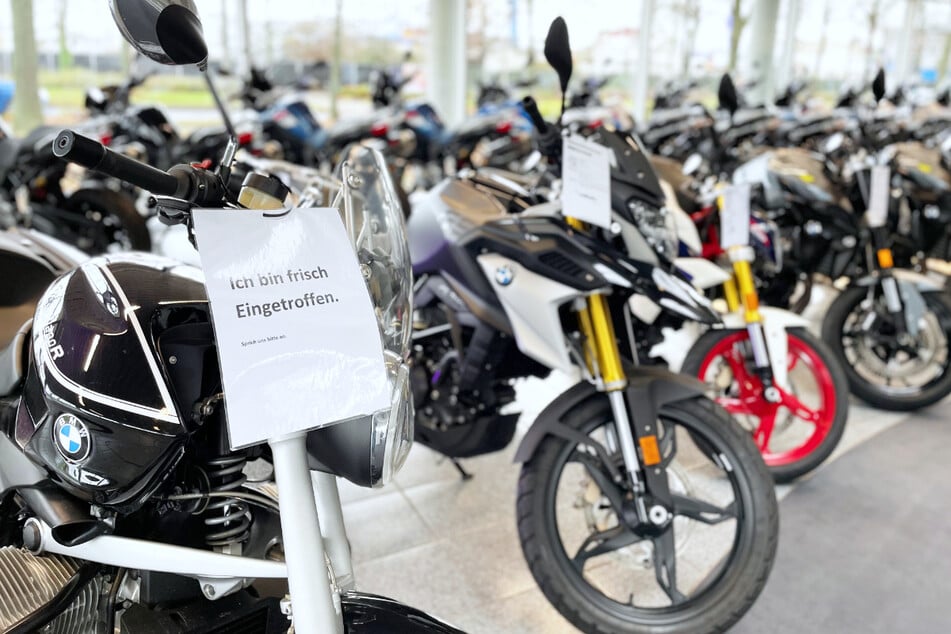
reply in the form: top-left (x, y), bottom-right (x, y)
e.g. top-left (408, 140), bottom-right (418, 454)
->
top-left (682, 327), bottom-right (849, 483)
top-left (822, 284), bottom-right (951, 411)
top-left (517, 394), bottom-right (778, 634)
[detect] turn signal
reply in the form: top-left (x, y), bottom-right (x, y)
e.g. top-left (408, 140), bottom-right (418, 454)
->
top-left (639, 436), bottom-right (661, 466)
top-left (877, 248), bottom-right (894, 269)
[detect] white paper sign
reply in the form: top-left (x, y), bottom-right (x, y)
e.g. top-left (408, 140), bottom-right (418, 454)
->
top-left (866, 165), bottom-right (891, 228)
top-left (192, 207), bottom-right (389, 449)
top-left (561, 135), bottom-right (613, 228)
top-left (720, 184), bottom-right (752, 249)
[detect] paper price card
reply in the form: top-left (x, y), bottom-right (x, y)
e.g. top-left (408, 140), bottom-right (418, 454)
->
top-left (720, 184), bottom-right (752, 249)
top-left (866, 165), bottom-right (891, 228)
top-left (192, 207), bottom-right (389, 449)
top-left (562, 135), bottom-right (613, 228)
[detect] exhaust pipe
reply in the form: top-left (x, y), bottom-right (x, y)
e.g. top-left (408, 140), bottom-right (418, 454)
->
top-left (18, 484), bottom-right (110, 547)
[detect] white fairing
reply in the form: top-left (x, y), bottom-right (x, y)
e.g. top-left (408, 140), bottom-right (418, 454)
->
top-left (476, 253), bottom-right (584, 373)
top-left (673, 257), bottom-right (732, 290)
top-left (721, 306), bottom-right (811, 389)
top-left (660, 180), bottom-right (703, 256)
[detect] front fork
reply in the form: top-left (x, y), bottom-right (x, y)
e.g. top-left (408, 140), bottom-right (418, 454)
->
top-left (869, 228), bottom-right (908, 331)
top-left (723, 246), bottom-right (781, 402)
top-left (576, 292), bottom-right (669, 524)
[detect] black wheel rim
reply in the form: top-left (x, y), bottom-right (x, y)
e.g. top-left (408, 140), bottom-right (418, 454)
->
top-left (839, 291), bottom-right (951, 395)
top-left (542, 405), bottom-right (753, 624)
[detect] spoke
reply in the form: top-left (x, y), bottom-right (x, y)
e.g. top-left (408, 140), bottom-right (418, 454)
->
top-left (671, 494), bottom-right (737, 524)
top-left (572, 525), bottom-right (643, 569)
top-left (787, 352), bottom-right (800, 372)
top-left (716, 396), bottom-right (750, 415)
top-left (753, 411), bottom-right (777, 451)
top-left (569, 450), bottom-right (627, 516)
top-left (653, 529), bottom-right (687, 605)
top-left (778, 390), bottom-right (825, 426)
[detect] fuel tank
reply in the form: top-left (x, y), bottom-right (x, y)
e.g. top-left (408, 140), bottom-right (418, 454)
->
top-left (16, 253), bottom-right (211, 509)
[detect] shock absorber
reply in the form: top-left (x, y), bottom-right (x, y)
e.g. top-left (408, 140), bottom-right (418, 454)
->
top-left (202, 453), bottom-right (252, 551)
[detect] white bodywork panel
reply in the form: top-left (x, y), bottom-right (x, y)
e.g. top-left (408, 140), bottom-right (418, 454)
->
top-left (674, 257), bottom-right (732, 290)
top-left (476, 253), bottom-right (583, 373)
top-left (721, 306), bottom-right (811, 389)
top-left (660, 180), bottom-right (703, 256)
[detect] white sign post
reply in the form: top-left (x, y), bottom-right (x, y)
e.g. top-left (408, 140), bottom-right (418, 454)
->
top-left (192, 206), bottom-right (389, 633)
top-left (192, 207), bottom-right (389, 450)
top-left (561, 135), bottom-right (614, 228)
top-left (720, 184), bottom-right (752, 249)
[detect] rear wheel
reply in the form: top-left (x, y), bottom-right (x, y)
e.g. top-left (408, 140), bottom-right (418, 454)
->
top-left (682, 327), bottom-right (848, 483)
top-left (517, 394), bottom-right (777, 634)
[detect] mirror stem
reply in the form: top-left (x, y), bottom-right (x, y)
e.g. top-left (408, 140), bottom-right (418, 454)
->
top-left (202, 69), bottom-right (237, 182)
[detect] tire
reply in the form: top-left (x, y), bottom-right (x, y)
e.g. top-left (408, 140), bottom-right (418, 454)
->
top-left (517, 394), bottom-right (778, 634)
top-left (822, 285), bottom-right (951, 411)
top-left (66, 188), bottom-right (150, 253)
top-left (682, 327), bottom-right (849, 483)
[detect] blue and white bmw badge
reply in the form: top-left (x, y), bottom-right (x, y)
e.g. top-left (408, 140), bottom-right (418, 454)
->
top-left (53, 414), bottom-right (91, 463)
top-left (495, 265), bottom-right (514, 286)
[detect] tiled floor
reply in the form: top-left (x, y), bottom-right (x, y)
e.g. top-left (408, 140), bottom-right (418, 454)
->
top-left (339, 283), bottom-right (920, 632)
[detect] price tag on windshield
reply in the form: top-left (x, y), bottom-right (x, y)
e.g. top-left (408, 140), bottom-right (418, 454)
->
top-left (719, 184), bottom-right (751, 249)
top-left (561, 135), bottom-right (613, 228)
top-left (866, 165), bottom-right (890, 228)
top-left (192, 207), bottom-right (389, 449)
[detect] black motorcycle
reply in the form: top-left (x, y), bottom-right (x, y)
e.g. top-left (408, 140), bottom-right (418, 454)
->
top-left (0, 3), bottom-right (464, 632)
top-left (0, 118), bottom-right (148, 253)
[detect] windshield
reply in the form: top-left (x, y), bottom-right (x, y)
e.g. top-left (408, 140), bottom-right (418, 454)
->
top-left (237, 147), bottom-right (412, 358)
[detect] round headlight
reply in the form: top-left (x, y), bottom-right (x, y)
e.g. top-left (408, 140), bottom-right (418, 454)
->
top-left (370, 352), bottom-right (414, 487)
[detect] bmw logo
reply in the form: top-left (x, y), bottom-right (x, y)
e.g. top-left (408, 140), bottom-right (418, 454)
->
top-left (53, 414), bottom-right (91, 463)
top-left (495, 265), bottom-right (514, 286)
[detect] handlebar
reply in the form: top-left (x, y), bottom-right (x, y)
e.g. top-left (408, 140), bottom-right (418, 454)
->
top-left (53, 130), bottom-right (225, 205)
top-left (54, 130), bottom-right (180, 195)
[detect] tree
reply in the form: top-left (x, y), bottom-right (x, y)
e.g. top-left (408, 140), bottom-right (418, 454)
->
top-left (728, 0), bottom-right (749, 72)
top-left (56, 0), bottom-right (71, 69)
top-left (11, 0), bottom-right (42, 134)
top-left (672, 0), bottom-right (701, 76)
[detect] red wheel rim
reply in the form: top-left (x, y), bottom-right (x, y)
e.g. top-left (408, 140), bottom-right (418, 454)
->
top-left (695, 331), bottom-right (838, 467)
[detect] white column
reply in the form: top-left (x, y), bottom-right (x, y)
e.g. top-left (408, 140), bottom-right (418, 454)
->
top-left (746, 0), bottom-right (780, 106)
top-left (775, 0), bottom-right (801, 94)
top-left (429, 0), bottom-right (467, 127)
top-left (631, 0), bottom-right (654, 124)
top-left (894, 0), bottom-right (921, 87)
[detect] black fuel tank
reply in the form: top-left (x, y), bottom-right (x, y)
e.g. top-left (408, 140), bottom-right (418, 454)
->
top-left (16, 253), bottom-right (210, 509)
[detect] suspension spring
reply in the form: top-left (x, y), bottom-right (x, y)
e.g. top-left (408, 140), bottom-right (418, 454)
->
top-left (202, 454), bottom-right (252, 549)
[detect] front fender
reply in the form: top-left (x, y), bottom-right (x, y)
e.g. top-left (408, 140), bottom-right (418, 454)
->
top-left (855, 268), bottom-right (944, 292)
top-left (513, 367), bottom-right (706, 464)
top-left (342, 592), bottom-right (463, 633)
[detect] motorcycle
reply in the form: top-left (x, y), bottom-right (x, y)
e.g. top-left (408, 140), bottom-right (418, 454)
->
top-left (408, 17), bottom-right (778, 633)
top-left (0, 116), bottom-right (148, 254)
top-left (0, 2), bottom-right (461, 632)
top-left (728, 71), bottom-right (951, 411)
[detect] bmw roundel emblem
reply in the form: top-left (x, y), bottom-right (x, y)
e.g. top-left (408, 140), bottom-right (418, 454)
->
top-left (495, 265), bottom-right (514, 286)
top-left (53, 414), bottom-right (91, 463)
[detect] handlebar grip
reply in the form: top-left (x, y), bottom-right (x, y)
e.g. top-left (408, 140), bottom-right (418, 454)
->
top-left (53, 130), bottom-right (181, 196)
top-left (521, 96), bottom-right (548, 134)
